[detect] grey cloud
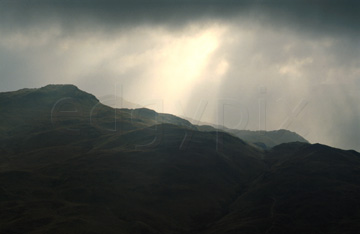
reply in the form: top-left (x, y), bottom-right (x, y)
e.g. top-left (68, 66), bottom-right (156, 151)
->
top-left (0, 0), bottom-right (359, 37)
top-left (0, 0), bottom-right (359, 151)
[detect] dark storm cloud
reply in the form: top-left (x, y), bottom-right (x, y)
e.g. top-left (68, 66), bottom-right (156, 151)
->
top-left (0, 0), bottom-right (359, 36)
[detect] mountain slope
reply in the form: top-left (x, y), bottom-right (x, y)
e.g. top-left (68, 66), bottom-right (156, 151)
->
top-left (191, 120), bottom-right (308, 149)
top-left (0, 85), bottom-right (266, 233)
top-left (203, 142), bottom-right (360, 234)
top-left (228, 129), bottom-right (308, 149)
top-left (0, 85), bottom-right (360, 234)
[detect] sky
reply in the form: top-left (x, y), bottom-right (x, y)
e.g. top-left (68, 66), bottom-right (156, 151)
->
top-left (0, 0), bottom-right (359, 151)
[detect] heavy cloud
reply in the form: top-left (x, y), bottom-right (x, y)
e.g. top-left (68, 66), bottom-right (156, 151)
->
top-left (0, 0), bottom-right (359, 150)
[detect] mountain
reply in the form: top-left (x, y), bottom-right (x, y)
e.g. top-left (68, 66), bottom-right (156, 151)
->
top-left (186, 118), bottom-right (308, 149)
top-left (0, 85), bottom-right (194, 154)
top-left (227, 129), bottom-right (308, 149)
top-left (0, 85), bottom-right (360, 234)
top-left (205, 142), bottom-right (360, 234)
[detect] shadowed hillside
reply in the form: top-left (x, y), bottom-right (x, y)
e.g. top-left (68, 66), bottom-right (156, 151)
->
top-left (0, 85), bottom-right (359, 234)
top-left (189, 120), bottom-right (308, 149)
top-left (228, 129), bottom-right (308, 149)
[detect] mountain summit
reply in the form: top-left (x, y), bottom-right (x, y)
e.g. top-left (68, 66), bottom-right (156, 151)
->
top-left (0, 84), bottom-right (99, 109)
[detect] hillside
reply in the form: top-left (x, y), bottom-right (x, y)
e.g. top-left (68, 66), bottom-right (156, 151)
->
top-left (228, 129), bottom-right (308, 149)
top-left (189, 119), bottom-right (308, 149)
top-left (0, 85), bottom-right (359, 234)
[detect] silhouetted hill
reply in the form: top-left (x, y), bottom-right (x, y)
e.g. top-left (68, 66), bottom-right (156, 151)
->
top-left (188, 119), bottom-right (308, 149)
top-left (0, 85), bottom-right (194, 154)
top-left (205, 142), bottom-right (360, 234)
top-left (0, 84), bottom-right (99, 111)
top-left (0, 84), bottom-right (100, 139)
top-left (228, 129), bottom-right (309, 149)
top-left (0, 85), bottom-right (359, 234)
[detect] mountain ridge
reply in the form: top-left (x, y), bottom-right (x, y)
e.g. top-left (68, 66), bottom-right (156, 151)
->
top-left (0, 85), bottom-right (308, 149)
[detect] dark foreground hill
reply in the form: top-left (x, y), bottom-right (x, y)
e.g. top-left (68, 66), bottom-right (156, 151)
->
top-left (0, 85), bottom-right (360, 234)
